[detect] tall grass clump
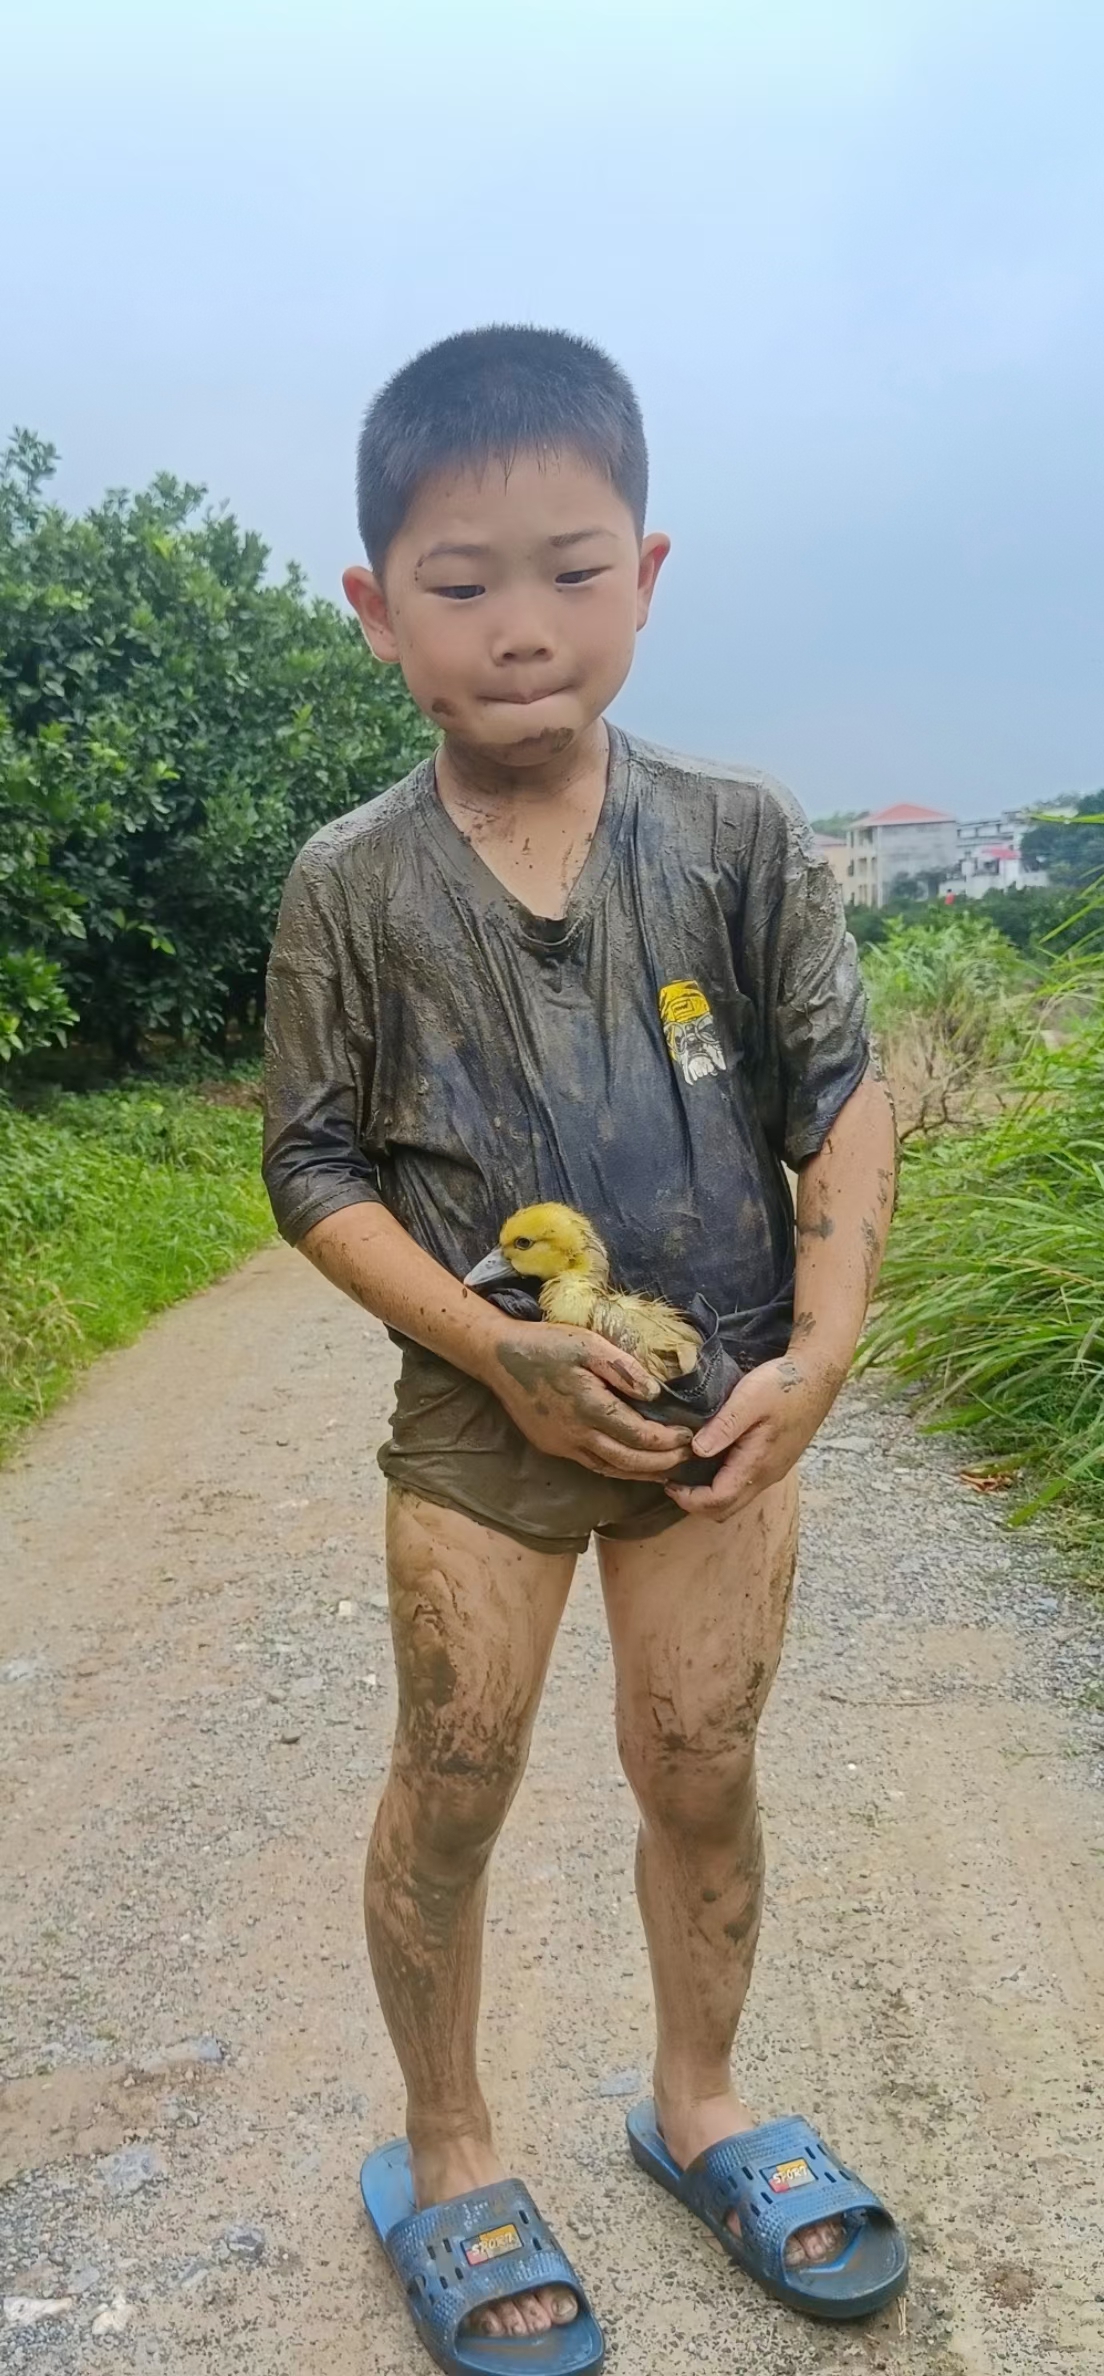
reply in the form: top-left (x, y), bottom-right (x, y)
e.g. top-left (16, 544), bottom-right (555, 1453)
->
top-left (865, 905), bottom-right (1104, 1564)
top-left (861, 915), bottom-right (1035, 1137)
top-left (0, 1082), bottom-right (274, 1457)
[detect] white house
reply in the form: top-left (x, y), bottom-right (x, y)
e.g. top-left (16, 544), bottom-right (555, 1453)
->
top-left (942, 817), bottom-right (1049, 900)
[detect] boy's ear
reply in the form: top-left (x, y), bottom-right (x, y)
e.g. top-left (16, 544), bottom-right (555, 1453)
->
top-left (343, 565), bottom-right (400, 664)
top-left (636, 531), bottom-right (671, 631)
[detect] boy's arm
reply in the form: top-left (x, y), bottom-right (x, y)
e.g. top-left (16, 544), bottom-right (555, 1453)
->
top-left (300, 1202), bottom-right (691, 1481)
top-left (666, 1068), bottom-right (895, 1520)
top-left (263, 851), bottom-right (689, 1482)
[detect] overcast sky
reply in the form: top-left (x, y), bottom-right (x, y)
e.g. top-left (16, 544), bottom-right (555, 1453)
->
top-left (4, 0), bottom-right (1101, 819)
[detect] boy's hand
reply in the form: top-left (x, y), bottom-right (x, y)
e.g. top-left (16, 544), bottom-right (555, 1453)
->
top-left (665, 1353), bottom-right (843, 1522)
top-left (489, 1324), bottom-right (693, 1480)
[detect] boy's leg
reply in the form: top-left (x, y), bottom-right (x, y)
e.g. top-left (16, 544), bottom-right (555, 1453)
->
top-left (597, 1479), bottom-right (846, 2267)
top-left (366, 1486), bottom-right (579, 2340)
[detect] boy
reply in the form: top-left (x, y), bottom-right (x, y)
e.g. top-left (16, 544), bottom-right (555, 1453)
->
top-left (263, 327), bottom-right (906, 2370)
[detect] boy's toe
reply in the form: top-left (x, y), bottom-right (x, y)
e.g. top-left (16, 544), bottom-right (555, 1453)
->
top-left (723, 2204), bottom-right (848, 2266)
top-left (471, 2292), bottom-right (543, 2337)
top-left (466, 2285), bottom-right (577, 2337)
top-left (784, 2216), bottom-right (848, 2266)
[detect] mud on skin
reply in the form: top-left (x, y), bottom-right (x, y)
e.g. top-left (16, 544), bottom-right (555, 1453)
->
top-left (496, 1332), bottom-right (662, 1432)
top-left (2, 1252), bottom-right (1098, 2371)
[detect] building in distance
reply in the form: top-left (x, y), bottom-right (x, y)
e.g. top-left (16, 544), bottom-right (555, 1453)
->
top-left (945, 829), bottom-right (1049, 900)
top-left (823, 803), bottom-right (959, 910)
top-left (816, 804), bottom-right (1051, 910)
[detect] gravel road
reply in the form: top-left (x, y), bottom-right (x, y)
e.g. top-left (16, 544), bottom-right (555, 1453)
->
top-left (2, 1244), bottom-right (1102, 2373)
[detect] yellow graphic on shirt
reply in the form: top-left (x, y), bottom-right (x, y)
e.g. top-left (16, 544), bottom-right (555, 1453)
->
top-left (659, 979), bottom-right (726, 1084)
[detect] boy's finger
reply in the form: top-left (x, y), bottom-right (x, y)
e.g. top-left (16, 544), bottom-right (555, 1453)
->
top-left (667, 1428), bottom-right (768, 1511)
top-left (584, 1433), bottom-right (690, 1479)
top-left (667, 1476), bottom-right (756, 1516)
top-left (579, 1338), bottom-right (660, 1401)
top-left (576, 1387), bottom-right (688, 1454)
top-left (692, 1374), bottom-right (765, 1457)
top-left (583, 1390), bottom-right (692, 1451)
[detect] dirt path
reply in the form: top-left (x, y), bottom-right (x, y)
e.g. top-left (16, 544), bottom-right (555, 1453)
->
top-left (1, 1244), bottom-right (1102, 2374)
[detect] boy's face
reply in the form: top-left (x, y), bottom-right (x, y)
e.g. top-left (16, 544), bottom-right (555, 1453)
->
top-left (343, 449), bottom-right (669, 769)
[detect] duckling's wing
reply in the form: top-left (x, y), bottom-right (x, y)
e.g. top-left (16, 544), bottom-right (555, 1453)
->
top-left (581, 1292), bottom-right (698, 1381)
top-left (543, 1277), bottom-right (701, 1382)
top-left (589, 1292), bottom-right (654, 1363)
top-left (607, 1293), bottom-right (702, 1381)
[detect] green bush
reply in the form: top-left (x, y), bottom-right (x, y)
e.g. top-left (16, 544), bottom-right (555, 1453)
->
top-left (861, 914), bottom-right (1031, 1063)
top-left (847, 885), bottom-right (1097, 954)
top-left (860, 915), bottom-right (1035, 1139)
top-left (1021, 794), bottom-right (1104, 890)
top-left (865, 912), bottom-right (1104, 1564)
top-left (0, 1082), bottom-right (274, 1455)
top-left (0, 428), bottom-right (434, 1062)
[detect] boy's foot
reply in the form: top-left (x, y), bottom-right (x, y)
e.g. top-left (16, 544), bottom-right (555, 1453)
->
top-left (413, 2137), bottom-right (579, 2340)
top-left (656, 2089), bottom-right (848, 2267)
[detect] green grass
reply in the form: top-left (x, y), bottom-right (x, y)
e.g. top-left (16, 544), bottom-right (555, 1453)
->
top-left (863, 968), bottom-right (1104, 1573)
top-left (0, 1080), bottom-right (274, 1458)
top-left (860, 912), bottom-right (1034, 1055)
top-left (861, 914), bottom-right (1037, 1140)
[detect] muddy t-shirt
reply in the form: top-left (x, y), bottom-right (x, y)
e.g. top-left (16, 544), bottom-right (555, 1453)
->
top-left (262, 728), bottom-right (869, 1367)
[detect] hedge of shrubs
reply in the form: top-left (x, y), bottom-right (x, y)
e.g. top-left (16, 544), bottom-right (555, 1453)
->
top-left (0, 428), bottom-right (433, 1064)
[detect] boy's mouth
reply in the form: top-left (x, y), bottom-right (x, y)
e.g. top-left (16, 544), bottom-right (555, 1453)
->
top-left (486, 685), bottom-right (570, 707)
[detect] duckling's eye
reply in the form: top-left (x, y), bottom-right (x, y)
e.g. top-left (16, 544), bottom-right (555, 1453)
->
top-left (511, 1236), bottom-right (533, 1250)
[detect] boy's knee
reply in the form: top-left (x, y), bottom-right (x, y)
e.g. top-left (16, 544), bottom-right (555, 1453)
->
top-left (619, 1709), bottom-right (758, 1841)
top-left (393, 1733), bottom-right (528, 1873)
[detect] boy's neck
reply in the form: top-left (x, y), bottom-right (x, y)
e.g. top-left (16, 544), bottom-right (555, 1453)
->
top-left (433, 719), bottom-right (612, 921)
top-left (436, 718), bottom-right (610, 815)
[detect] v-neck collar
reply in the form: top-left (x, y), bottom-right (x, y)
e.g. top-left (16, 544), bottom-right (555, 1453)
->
top-left (417, 724), bottom-right (632, 952)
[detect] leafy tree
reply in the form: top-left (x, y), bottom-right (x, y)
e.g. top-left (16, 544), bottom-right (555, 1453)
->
top-left (887, 870), bottom-right (947, 903)
top-left (0, 429), bottom-right (435, 1061)
top-left (847, 884), bottom-right (1100, 956)
top-left (1021, 793), bottom-right (1104, 890)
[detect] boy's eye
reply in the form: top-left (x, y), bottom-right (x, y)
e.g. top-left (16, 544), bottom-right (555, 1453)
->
top-left (434, 583), bottom-right (485, 601)
top-left (556, 567), bottom-right (604, 586)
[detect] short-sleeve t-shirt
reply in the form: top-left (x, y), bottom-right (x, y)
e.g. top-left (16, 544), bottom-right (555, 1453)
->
top-left (262, 727), bottom-right (869, 1369)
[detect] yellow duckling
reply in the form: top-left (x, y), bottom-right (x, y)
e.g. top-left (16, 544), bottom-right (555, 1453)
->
top-left (466, 1202), bottom-right (701, 1384)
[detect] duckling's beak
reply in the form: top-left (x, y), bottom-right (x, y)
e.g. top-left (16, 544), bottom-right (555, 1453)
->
top-left (463, 1246), bottom-right (518, 1292)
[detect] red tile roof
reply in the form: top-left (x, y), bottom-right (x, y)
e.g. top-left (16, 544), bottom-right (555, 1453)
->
top-left (856, 802), bottom-right (956, 826)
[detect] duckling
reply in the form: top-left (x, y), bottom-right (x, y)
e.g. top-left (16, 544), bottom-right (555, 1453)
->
top-left (466, 1202), bottom-right (701, 1384)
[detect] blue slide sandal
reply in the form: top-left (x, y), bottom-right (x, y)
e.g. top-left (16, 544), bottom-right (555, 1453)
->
top-left (626, 2101), bottom-right (908, 2322)
top-left (360, 2139), bottom-right (605, 2374)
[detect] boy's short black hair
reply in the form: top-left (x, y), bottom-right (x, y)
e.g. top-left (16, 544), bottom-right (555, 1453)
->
top-left (356, 324), bottom-right (648, 568)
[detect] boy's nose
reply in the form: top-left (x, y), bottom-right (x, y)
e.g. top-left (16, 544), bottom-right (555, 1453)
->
top-left (491, 610), bottom-right (555, 665)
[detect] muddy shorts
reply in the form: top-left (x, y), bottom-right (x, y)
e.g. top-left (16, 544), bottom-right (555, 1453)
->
top-left (377, 1341), bottom-right (687, 1557)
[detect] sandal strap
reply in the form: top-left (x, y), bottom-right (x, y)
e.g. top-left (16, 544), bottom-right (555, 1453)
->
top-left (386, 2179), bottom-right (585, 2353)
top-left (685, 2118), bottom-right (887, 2286)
